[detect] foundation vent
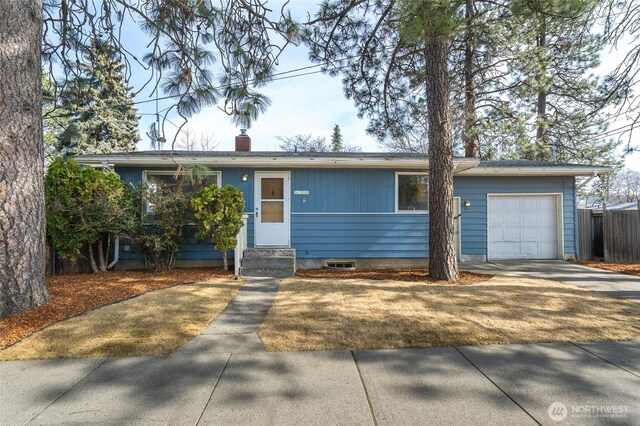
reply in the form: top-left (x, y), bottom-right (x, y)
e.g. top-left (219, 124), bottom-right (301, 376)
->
top-left (324, 260), bottom-right (356, 270)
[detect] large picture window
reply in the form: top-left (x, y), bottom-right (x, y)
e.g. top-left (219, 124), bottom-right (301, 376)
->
top-left (142, 170), bottom-right (221, 214)
top-left (396, 173), bottom-right (429, 212)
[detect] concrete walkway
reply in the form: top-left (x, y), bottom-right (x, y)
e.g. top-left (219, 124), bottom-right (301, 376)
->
top-left (174, 277), bottom-right (279, 354)
top-left (463, 260), bottom-right (640, 301)
top-left (2, 341), bottom-right (639, 425)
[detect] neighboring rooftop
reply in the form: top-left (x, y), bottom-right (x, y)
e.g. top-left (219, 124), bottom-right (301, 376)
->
top-left (588, 202), bottom-right (639, 211)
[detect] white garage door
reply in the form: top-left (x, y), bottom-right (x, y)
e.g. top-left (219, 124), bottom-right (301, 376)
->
top-left (488, 195), bottom-right (559, 260)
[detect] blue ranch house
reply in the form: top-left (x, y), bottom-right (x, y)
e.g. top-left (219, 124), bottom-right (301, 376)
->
top-left (76, 132), bottom-right (611, 274)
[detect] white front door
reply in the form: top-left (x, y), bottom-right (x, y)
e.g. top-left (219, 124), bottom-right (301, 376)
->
top-left (254, 172), bottom-right (290, 247)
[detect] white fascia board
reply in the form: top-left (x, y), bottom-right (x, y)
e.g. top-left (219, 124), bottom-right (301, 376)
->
top-left (459, 166), bottom-right (613, 177)
top-left (75, 155), bottom-right (479, 170)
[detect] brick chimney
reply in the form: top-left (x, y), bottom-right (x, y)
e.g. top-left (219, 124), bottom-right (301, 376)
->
top-left (235, 129), bottom-right (251, 152)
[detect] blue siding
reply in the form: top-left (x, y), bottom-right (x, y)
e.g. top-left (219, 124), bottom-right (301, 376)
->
top-left (114, 166), bottom-right (576, 261)
top-left (292, 168), bottom-right (397, 212)
top-left (115, 166), bottom-right (255, 261)
top-left (453, 176), bottom-right (576, 257)
top-left (293, 214), bottom-right (428, 259)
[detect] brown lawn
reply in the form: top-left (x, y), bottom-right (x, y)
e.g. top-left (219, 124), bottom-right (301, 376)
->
top-left (0, 277), bottom-right (243, 360)
top-left (569, 260), bottom-right (640, 277)
top-left (259, 275), bottom-right (640, 352)
top-left (0, 268), bottom-right (233, 350)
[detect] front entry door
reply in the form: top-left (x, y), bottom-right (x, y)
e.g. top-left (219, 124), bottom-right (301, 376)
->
top-left (254, 172), bottom-right (290, 247)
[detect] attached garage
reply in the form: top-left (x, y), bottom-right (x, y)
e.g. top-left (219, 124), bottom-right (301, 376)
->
top-left (487, 194), bottom-right (562, 260)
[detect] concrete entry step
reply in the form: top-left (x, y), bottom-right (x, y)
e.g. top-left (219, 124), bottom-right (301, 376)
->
top-left (243, 248), bottom-right (295, 258)
top-left (241, 256), bottom-right (294, 268)
top-left (239, 266), bottom-right (295, 278)
top-left (241, 248), bottom-right (296, 278)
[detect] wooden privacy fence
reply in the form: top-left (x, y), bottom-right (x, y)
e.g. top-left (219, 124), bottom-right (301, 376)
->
top-left (577, 207), bottom-right (640, 263)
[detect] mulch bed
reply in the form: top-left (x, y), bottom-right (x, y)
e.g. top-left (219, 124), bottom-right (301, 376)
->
top-left (295, 268), bottom-right (492, 284)
top-left (569, 260), bottom-right (640, 277)
top-left (0, 268), bottom-right (232, 350)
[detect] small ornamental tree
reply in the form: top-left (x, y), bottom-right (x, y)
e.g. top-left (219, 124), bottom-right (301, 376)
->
top-left (191, 184), bottom-right (245, 271)
top-left (127, 182), bottom-right (191, 272)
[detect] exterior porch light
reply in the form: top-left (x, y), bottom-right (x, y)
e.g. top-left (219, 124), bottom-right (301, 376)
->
top-left (464, 199), bottom-right (471, 210)
top-left (242, 173), bottom-right (249, 182)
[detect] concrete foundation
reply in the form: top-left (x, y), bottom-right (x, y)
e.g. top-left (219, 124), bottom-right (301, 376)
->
top-left (113, 259), bottom-right (225, 270)
top-left (296, 257), bottom-right (429, 269)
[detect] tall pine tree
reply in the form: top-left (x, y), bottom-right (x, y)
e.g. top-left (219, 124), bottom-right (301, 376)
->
top-left (331, 124), bottom-right (344, 152)
top-left (58, 40), bottom-right (140, 156)
top-left (501, 0), bottom-right (621, 164)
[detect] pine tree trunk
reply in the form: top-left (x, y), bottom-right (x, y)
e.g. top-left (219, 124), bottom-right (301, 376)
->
top-left (0, 0), bottom-right (50, 316)
top-left (463, 0), bottom-right (478, 158)
top-left (97, 239), bottom-right (107, 271)
top-left (88, 246), bottom-right (99, 273)
top-left (425, 36), bottom-right (459, 281)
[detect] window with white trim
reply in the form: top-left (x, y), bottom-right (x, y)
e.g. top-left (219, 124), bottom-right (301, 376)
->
top-left (142, 170), bottom-right (221, 214)
top-left (396, 173), bottom-right (429, 212)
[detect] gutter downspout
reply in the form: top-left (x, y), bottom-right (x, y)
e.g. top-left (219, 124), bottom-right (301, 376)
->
top-left (107, 236), bottom-right (120, 270)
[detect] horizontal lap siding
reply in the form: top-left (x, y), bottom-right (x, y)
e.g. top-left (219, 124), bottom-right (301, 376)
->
top-left (453, 176), bottom-right (576, 257)
top-left (292, 214), bottom-right (428, 259)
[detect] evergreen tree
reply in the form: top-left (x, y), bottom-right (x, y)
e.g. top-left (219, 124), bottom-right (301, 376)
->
top-left (501, 0), bottom-right (621, 165)
top-left (304, 0), bottom-right (463, 280)
top-left (2, 0), bottom-right (297, 316)
top-left (58, 40), bottom-right (140, 156)
top-left (42, 70), bottom-right (68, 165)
top-left (331, 124), bottom-right (344, 152)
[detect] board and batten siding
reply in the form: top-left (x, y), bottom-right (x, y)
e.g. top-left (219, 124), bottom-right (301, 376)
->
top-left (114, 166), bottom-right (576, 261)
top-left (290, 168), bottom-right (427, 259)
top-left (115, 166), bottom-right (255, 261)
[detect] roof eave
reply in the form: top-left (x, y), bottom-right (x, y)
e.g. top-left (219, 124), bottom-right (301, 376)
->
top-left (74, 154), bottom-right (479, 170)
top-left (458, 166), bottom-right (613, 177)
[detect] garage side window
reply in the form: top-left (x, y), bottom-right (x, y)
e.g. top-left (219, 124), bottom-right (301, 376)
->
top-left (396, 173), bottom-right (429, 212)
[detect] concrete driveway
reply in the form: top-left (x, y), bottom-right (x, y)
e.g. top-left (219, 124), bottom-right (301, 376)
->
top-left (462, 260), bottom-right (640, 301)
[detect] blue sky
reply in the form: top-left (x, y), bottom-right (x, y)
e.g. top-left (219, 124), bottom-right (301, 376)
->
top-left (121, 2), bottom-right (639, 172)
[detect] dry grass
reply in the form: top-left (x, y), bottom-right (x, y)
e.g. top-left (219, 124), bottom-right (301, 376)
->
top-left (569, 260), bottom-right (640, 277)
top-left (0, 268), bottom-right (232, 350)
top-left (296, 268), bottom-right (492, 283)
top-left (0, 277), bottom-right (242, 360)
top-left (259, 276), bottom-right (640, 352)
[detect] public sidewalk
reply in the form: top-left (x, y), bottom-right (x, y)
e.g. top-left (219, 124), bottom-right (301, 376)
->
top-left (2, 340), bottom-right (638, 425)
